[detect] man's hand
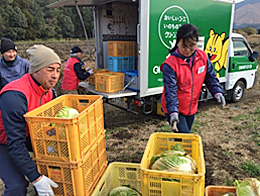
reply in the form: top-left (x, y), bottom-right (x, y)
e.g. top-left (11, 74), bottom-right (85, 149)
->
top-left (88, 69), bottom-right (94, 75)
top-left (214, 93), bottom-right (226, 108)
top-left (32, 175), bottom-right (58, 196)
top-left (85, 66), bottom-right (91, 71)
top-left (170, 112), bottom-right (179, 132)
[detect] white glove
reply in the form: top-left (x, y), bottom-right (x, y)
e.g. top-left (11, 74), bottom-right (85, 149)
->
top-left (214, 93), bottom-right (226, 108)
top-left (85, 66), bottom-right (91, 71)
top-left (88, 69), bottom-right (94, 75)
top-left (170, 112), bottom-right (179, 132)
top-left (32, 175), bottom-right (58, 196)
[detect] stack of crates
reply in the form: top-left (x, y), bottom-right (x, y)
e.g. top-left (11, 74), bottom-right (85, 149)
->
top-left (24, 95), bottom-right (107, 196)
top-left (140, 132), bottom-right (206, 196)
top-left (107, 41), bottom-right (136, 72)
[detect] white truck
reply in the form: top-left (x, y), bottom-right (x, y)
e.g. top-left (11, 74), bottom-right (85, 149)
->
top-left (48, 0), bottom-right (258, 114)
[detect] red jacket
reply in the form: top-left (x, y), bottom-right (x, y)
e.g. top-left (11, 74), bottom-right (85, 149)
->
top-left (0, 73), bottom-right (53, 145)
top-left (61, 57), bottom-right (80, 90)
top-left (161, 49), bottom-right (208, 116)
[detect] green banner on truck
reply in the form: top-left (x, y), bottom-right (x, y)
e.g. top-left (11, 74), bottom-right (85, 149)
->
top-left (148, 0), bottom-right (233, 88)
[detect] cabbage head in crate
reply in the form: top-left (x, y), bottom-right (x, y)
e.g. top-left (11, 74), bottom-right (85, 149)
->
top-left (55, 106), bottom-right (79, 118)
top-left (150, 143), bottom-right (197, 174)
top-left (109, 185), bottom-right (141, 196)
top-left (51, 106), bottom-right (79, 127)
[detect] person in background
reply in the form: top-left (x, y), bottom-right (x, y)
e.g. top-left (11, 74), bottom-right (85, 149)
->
top-left (0, 44), bottom-right (61, 196)
top-left (0, 37), bottom-right (30, 90)
top-left (61, 46), bottom-right (94, 94)
top-left (160, 23), bottom-right (226, 133)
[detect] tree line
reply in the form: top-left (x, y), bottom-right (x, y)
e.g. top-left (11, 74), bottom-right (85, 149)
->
top-left (0, 0), bottom-right (94, 41)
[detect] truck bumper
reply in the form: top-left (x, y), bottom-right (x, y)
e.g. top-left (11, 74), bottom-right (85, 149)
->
top-left (253, 70), bottom-right (258, 87)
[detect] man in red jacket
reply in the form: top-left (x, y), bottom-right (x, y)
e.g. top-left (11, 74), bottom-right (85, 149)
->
top-left (61, 46), bottom-right (94, 94)
top-left (0, 44), bottom-right (61, 196)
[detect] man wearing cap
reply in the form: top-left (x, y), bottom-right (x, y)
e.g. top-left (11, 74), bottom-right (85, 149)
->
top-left (0, 45), bottom-right (61, 196)
top-left (61, 46), bottom-right (94, 94)
top-left (0, 37), bottom-right (30, 90)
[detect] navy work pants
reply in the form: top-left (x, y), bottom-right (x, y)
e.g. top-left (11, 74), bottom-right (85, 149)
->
top-left (0, 145), bottom-right (29, 196)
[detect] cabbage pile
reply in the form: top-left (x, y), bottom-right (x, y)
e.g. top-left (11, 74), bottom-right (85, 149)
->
top-left (150, 144), bottom-right (197, 174)
top-left (109, 186), bottom-right (141, 196)
top-left (55, 106), bottom-right (79, 118)
top-left (235, 178), bottom-right (260, 196)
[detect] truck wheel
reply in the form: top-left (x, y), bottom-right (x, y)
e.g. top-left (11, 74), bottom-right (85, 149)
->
top-left (231, 81), bottom-right (245, 102)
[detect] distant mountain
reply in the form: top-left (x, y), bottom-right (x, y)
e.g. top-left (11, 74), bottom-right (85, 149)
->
top-left (235, 0), bottom-right (259, 9)
top-left (234, 1), bottom-right (260, 29)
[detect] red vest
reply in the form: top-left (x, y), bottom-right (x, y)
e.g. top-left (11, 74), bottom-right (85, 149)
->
top-left (61, 57), bottom-right (80, 90)
top-left (0, 73), bottom-right (53, 145)
top-left (161, 50), bottom-right (208, 116)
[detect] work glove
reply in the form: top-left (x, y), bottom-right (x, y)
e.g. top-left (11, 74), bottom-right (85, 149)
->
top-left (214, 93), bottom-right (226, 108)
top-left (87, 69), bottom-right (94, 75)
top-left (170, 112), bottom-right (179, 132)
top-left (85, 66), bottom-right (91, 71)
top-left (32, 175), bottom-right (58, 196)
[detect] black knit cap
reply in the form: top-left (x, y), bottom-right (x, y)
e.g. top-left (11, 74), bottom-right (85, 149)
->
top-left (70, 46), bottom-right (83, 54)
top-left (0, 37), bottom-right (17, 54)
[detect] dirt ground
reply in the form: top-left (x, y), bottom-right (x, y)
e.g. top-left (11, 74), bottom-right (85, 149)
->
top-left (0, 36), bottom-right (260, 195)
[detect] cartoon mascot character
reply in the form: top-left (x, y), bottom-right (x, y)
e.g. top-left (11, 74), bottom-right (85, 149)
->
top-left (205, 29), bottom-right (229, 78)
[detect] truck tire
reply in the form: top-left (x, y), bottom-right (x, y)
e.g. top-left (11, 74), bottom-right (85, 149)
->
top-left (231, 81), bottom-right (245, 102)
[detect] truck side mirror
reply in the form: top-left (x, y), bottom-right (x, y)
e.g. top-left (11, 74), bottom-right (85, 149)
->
top-left (249, 51), bottom-right (258, 62)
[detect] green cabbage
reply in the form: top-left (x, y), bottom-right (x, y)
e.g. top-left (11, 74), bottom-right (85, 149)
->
top-left (235, 178), bottom-right (260, 196)
top-left (150, 144), bottom-right (197, 174)
top-left (151, 154), bottom-right (196, 173)
top-left (109, 186), bottom-right (141, 196)
top-left (55, 106), bottom-right (79, 118)
top-left (150, 143), bottom-right (186, 167)
top-left (51, 106), bottom-right (79, 127)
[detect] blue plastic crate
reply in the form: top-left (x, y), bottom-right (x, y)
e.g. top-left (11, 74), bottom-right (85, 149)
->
top-left (122, 70), bottom-right (138, 91)
top-left (107, 56), bottom-right (136, 72)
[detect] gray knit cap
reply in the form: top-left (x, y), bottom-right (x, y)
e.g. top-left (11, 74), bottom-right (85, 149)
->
top-left (26, 44), bottom-right (61, 74)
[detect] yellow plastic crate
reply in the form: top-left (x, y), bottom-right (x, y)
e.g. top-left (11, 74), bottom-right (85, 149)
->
top-left (24, 94), bottom-right (104, 162)
top-left (140, 132), bottom-right (205, 196)
top-left (91, 162), bottom-right (141, 196)
top-left (35, 133), bottom-right (107, 196)
top-left (107, 41), bottom-right (136, 57)
top-left (205, 186), bottom-right (236, 196)
top-left (88, 69), bottom-right (109, 85)
top-left (95, 72), bottom-right (125, 93)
